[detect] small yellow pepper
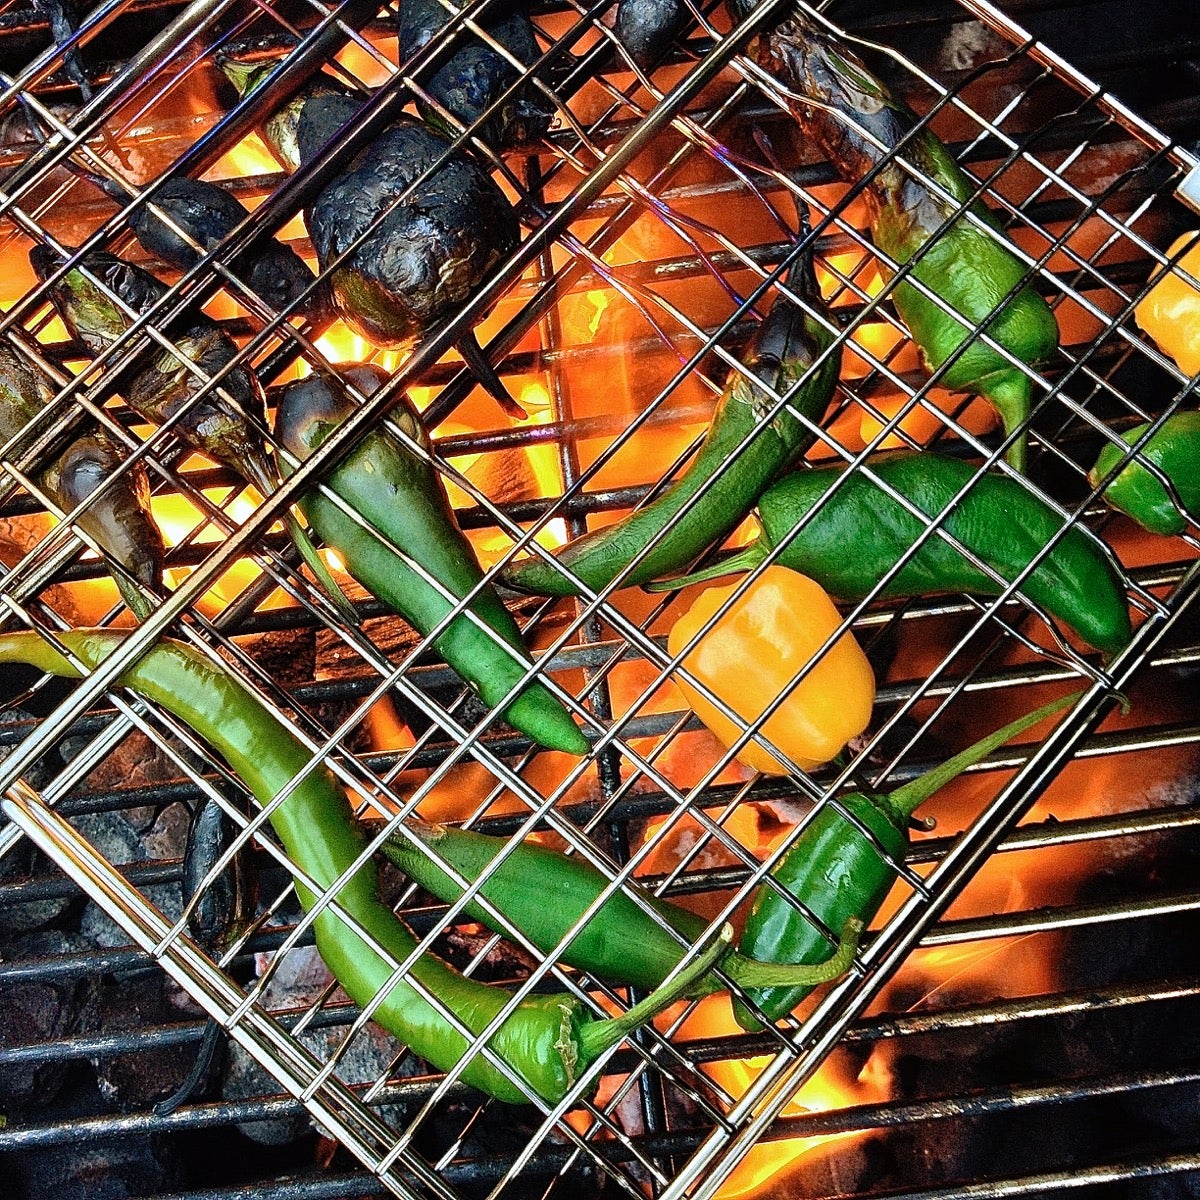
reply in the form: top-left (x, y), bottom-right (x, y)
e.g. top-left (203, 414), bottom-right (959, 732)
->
top-left (667, 566), bottom-right (875, 776)
top-left (1135, 232), bottom-right (1200, 377)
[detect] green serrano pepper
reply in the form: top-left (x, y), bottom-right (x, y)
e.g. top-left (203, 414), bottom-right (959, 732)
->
top-left (650, 451), bottom-right (1132, 655)
top-left (1089, 412), bottom-right (1200, 536)
top-left (733, 691), bottom-right (1081, 1030)
top-left (500, 240), bottom-right (840, 597)
top-left (0, 628), bottom-right (728, 1105)
top-left (273, 366), bottom-right (589, 756)
top-left (380, 819), bottom-right (861, 995)
top-left (748, 10), bottom-right (1059, 470)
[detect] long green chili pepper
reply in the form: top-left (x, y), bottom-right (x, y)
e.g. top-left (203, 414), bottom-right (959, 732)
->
top-left (0, 343), bottom-right (164, 618)
top-left (1088, 412), bottom-right (1200, 536)
top-left (0, 628), bottom-right (730, 1105)
top-left (379, 818), bottom-right (862, 995)
top-left (273, 366), bottom-right (589, 755)
top-left (747, 9), bottom-right (1059, 470)
top-left (500, 239), bottom-right (841, 597)
top-left (733, 691), bottom-right (1082, 1030)
top-left (649, 451), bottom-right (1132, 655)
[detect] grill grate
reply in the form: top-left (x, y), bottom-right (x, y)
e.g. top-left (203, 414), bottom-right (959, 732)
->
top-left (0, 0), bottom-right (1199, 1197)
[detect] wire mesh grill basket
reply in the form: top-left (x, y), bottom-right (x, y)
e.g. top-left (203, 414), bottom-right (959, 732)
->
top-left (1, 0), bottom-right (1199, 1196)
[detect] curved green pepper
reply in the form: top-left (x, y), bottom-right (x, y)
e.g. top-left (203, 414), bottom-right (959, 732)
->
top-left (734, 691), bottom-right (1080, 1029)
top-left (500, 240), bottom-right (841, 597)
top-left (0, 628), bottom-right (726, 1104)
top-left (274, 366), bottom-right (589, 755)
top-left (1089, 412), bottom-right (1200, 536)
top-left (651, 451), bottom-right (1132, 655)
top-left (751, 12), bottom-right (1059, 470)
top-left (380, 818), bottom-right (861, 995)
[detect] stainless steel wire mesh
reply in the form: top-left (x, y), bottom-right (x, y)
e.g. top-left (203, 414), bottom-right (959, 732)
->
top-left (0, 0), bottom-right (1199, 1196)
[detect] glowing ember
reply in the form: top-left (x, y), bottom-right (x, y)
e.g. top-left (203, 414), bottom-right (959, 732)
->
top-left (677, 995), bottom-right (884, 1199)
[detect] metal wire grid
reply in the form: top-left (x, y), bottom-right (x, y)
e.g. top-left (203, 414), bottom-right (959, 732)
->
top-left (0, 0), bottom-right (1197, 1196)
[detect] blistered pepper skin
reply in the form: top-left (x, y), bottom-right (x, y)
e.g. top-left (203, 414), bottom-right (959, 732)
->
top-left (274, 367), bottom-right (589, 755)
top-left (750, 12), bottom-right (1059, 470)
top-left (667, 566), bottom-right (875, 776)
top-left (657, 452), bottom-right (1133, 655)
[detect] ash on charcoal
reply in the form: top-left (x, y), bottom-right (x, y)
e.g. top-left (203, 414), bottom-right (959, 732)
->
top-left (89, 972), bottom-right (207, 1111)
top-left (75, 804), bottom-right (188, 948)
top-left (242, 625), bottom-right (317, 687)
top-left (222, 944), bottom-right (417, 1144)
top-left (59, 726), bottom-right (184, 831)
top-left (0, 931), bottom-right (100, 1110)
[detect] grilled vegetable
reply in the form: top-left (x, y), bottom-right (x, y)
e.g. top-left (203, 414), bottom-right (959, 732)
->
top-left (41, 434), bottom-right (165, 618)
top-left (381, 817), bottom-right (862, 994)
top-left (29, 246), bottom-right (354, 621)
top-left (667, 566), bottom-right (875, 776)
top-left (86, 171), bottom-right (322, 319)
top-left (221, 63), bottom-right (522, 415)
top-left (273, 366), bottom-right (589, 755)
top-left (398, 0), bottom-right (554, 148)
top-left (1134, 231), bottom-right (1200, 377)
top-left (0, 343), bottom-right (163, 617)
top-left (615, 0), bottom-right (682, 67)
top-left (1089, 412), bottom-right (1200, 536)
top-left (501, 238), bottom-right (840, 596)
top-left (181, 792), bottom-right (255, 956)
top-left (0, 627), bottom-right (731, 1105)
top-left (33, 0), bottom-right (92, 99)
top-left (651, 451), bottom-right (1133, 655)
top-left (749, 10), bottom-right (1059, 470)
top-left (733, 692), bottom-right (1081, 1029)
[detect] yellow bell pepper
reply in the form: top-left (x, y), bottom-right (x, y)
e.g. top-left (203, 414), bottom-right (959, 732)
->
top-left (667, 566), bottom-right (875, 776)
top-left (1135, 232), bottom-right (1200, 377)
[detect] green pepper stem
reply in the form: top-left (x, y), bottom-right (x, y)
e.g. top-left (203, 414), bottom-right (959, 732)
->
top-left (576, 923), bottom-right (735, 1064)
top-left (643, 540), bottom-right (767, 592)
top-left (982, 372), bottom-right (1033, 473)
top-left (724, 917), bottom-right (862, 990)
top-left (114, 575), bottom-right (154, 621)
top-left (883, 690), bottom-right (1083, 825)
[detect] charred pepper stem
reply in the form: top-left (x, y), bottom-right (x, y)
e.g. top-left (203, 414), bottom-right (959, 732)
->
top-left (749, 11), bottom-right (1059, 470)
top-left (732, 691), bottom-right (1083, 1030)
top-left (273, 366), bottom-right (588, 755)
top-left (380, 818), bottom-right (863, 995)
top-left (651, 451), bottom-right (1132, 655)
top-left (501, 238), bottom-right (841, 597)
top-left (0, 629), bottom-right (727, 1104)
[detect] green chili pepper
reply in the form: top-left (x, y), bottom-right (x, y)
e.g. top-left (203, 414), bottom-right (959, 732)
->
top-left (0, 628), bottom-right (730, 1105)
top-left (749, 11), bottom-right (1059, 470)
top-left (379, 818), bottom-right (862, 995)
top-left (733, 690), bottom-right (1082, 1030)
top-left (500, 240), bottom-right (841, 597)
top-left (649, 451), bottom-right (1132, 655)
top-left (1088, 412), bottom-right (1200, 536)
top-left (274, 366), bottom-right (589, 755)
